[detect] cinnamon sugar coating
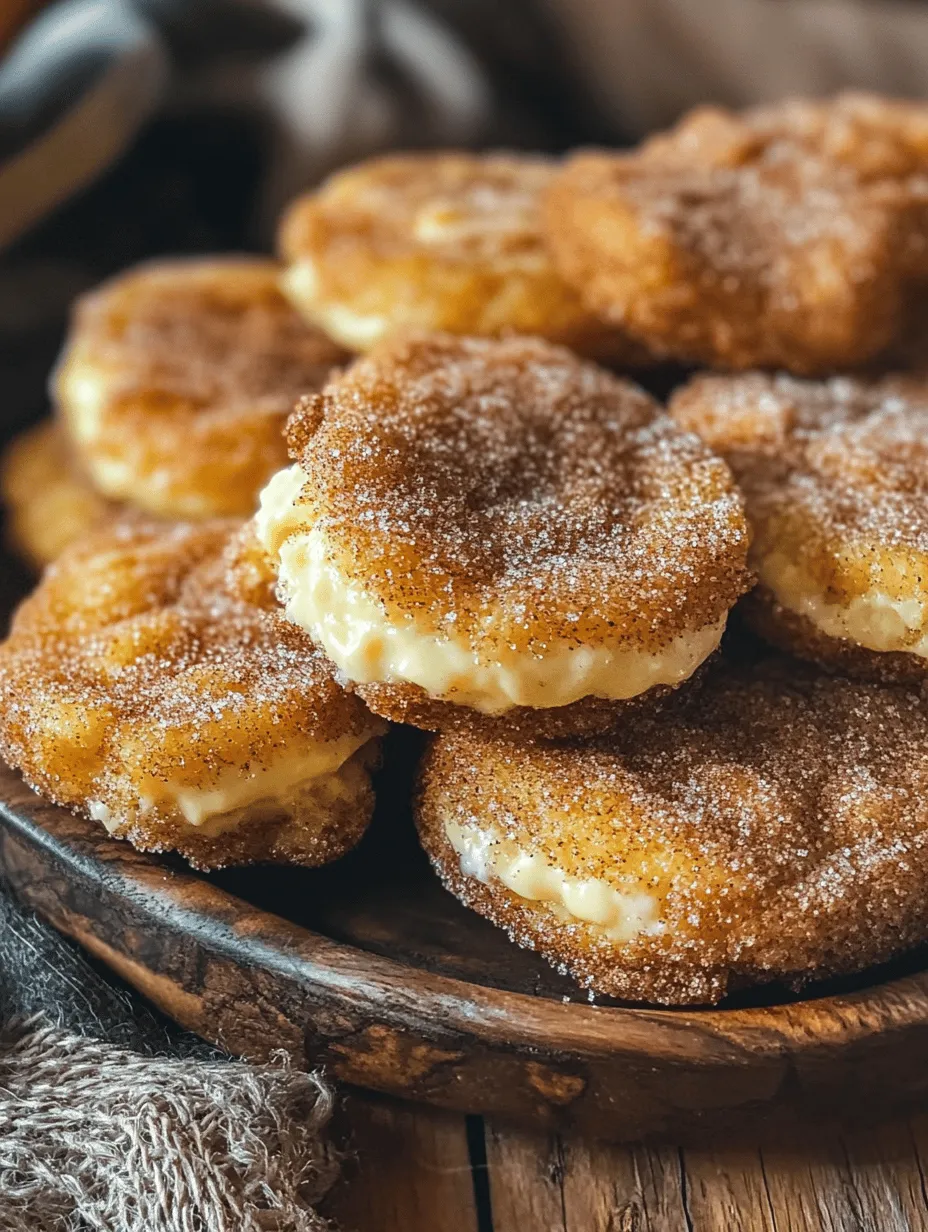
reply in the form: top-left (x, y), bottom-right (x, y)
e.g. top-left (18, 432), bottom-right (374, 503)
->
top-left (53, 257), bottom-right (349, 519)
top-left (350, 673), bottom-right (700, 741)
top-left (0, 519), bottom-right (385, 869)
top-left (417, 653), bottom-right (928, 1005)
top-left (1, 420), bottom-right (119, 568)
top-left (271, 333), bottom-right (750, 729)
top-left (545, 93), bottom-right (928, 373)
top-left (671, 370), bottom-right (928, 674)
top-left (278, 152), bottom-right (644, 361)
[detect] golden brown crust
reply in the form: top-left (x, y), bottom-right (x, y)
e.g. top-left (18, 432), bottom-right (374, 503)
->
top-left (670, 369), bottom-right (928, 670)
top-left (53, 257), bottom-right (349, 519)
top-left (740, 585), bottom-right (928, 683)
top-left (285, 333), bottom-right (750, 651)
top-left (545, 94), bottom-right (928, 373)
top-left (351, 675), bottom-right (693, 739)
top-left (106, 741), bottom-right (380, 871)
top-left (416, 653), bottom-right (928, 1005)
top-left (0, 518), bottom-right (385, 869)
top-left (278, 152), bottom-right (646, 361)
top-left (1, 421), bottom-right (119, 568)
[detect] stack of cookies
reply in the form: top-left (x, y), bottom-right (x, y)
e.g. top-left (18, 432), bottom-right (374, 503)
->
top-left (4, 93), bottom-right (928, 1006)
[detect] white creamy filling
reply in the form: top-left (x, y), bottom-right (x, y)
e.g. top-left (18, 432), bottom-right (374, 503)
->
top-left (412, 200), bottom-right (534, 245)
top-left (445, 820), bottom-right (664, 942)
top-left (257, 466), bottom-right (724, 715)
top-left (54, 357), bottom-right (107, 445)
top-left (89, 731), bottom-right (372, 836)
top-left (54, 356), bottom-right (141, 498)
top-left (409, 203), bottom-right (549, 272)
top-left (759, 550), bottom-right (928, 658)
top-left (281, 260), bottom-right (388, 350)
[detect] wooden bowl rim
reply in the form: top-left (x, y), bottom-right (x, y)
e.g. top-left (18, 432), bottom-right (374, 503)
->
top-left (4, 769), bottom-right (928, 1068)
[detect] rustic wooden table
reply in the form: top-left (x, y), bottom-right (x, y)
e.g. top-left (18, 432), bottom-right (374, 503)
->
top-left (323, 1094), bottom-right (928, 1231)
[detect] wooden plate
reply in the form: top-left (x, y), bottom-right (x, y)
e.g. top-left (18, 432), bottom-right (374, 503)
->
top-left (4, 719), bottom-right (928, 1144)
top-left (2, 544), bottom-right (928, 1143)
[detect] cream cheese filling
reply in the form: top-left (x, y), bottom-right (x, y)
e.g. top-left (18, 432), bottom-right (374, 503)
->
top-left (53, 352), bottom-right (107, 447)
top-left (445, 820), bottom-right (664, 943)
top-left (411, 199), bottom-right (537, 246)
top-left (281, 260), bottom-right (388, 350)
top-left (258, 465), bottom-right (725, 715)
top-left (53, 354), bottom-right (142, 499)
top-left (89, 731), bottom-right (374, 836)
top-left (758, 549), bottom-right (928, 658)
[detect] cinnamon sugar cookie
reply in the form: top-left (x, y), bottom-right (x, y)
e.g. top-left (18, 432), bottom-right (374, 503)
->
top-left (546, 93), bottom-right (928, 373)
top-left (257, 333), bottom-right (750, 737)
top-left (671, 371), bottom-right (928, 679)
top-left (0, 519), bottom-right (385, 869)
top-left (278, 152), bottom-right (642, 361)
top-left (1, 420), bottom-right (118, 568)
top-left (53, 257), bottom-right (349, 520)
top-left (417, 653), bottom-right (928, 1005)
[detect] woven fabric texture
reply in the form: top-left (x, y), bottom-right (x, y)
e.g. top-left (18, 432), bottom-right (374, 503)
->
top-left (0, 890), bottom-right (337, 1232)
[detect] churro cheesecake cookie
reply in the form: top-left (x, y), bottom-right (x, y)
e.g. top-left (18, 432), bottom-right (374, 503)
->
top-left (672, 370), bottom-right (928, 681)
top-left (257, 333), bottom-right (750, 737)
top-left (1, 420), bottom-right (118, 568)
top-left (278, 152), bottom-right (643, 361)
top-left (546, 93), bottom-right (928, 373)
top-left (0, 518), bottom-right (385, 869)
top-left (416, 653), bottom-right (928, 1005)
top-left (53, 257), bottom-right (349, 520)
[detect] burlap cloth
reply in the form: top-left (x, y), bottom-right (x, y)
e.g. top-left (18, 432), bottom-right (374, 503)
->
top-left (0, 887), bottom-right (337, 1231)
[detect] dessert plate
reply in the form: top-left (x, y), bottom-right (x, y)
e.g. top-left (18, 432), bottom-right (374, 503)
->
top-left (3, 707), bottom-right (928, 1142)
top-left (2, 547), bottom-right (927, 1142)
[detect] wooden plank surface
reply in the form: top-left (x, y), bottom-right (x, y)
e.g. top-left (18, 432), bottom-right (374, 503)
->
top-left (331, 1096), bottom-right (928, 1232)
top-left (324, 1094), bottom-right (480, 1232)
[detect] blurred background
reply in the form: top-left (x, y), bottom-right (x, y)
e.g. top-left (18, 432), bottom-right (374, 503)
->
top-left (5, 0), bottom-right (928, 436)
